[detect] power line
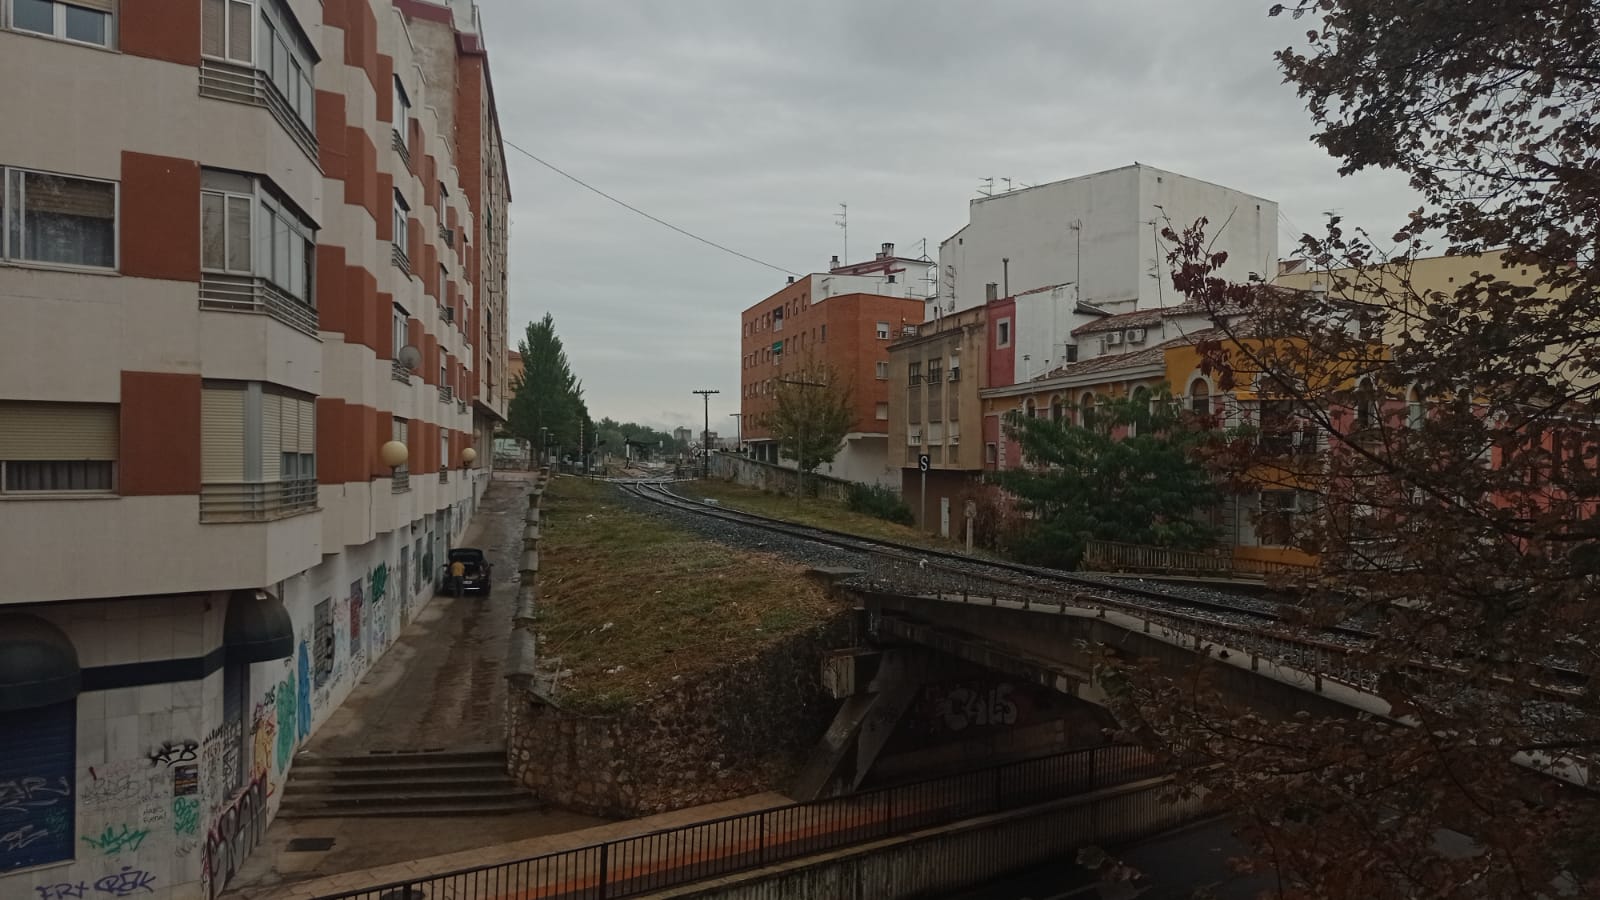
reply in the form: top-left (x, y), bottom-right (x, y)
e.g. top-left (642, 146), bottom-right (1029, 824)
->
top-left (502, 139), bottom-right (801, 277)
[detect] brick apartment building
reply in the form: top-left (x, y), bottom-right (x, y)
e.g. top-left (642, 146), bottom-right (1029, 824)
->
top-left (0, 1), bottom-right (510, 896)
top-left (739, 245), bottom-right (929, 486)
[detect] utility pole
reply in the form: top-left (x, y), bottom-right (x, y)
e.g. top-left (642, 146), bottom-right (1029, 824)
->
top-left (693, 389), bottom-right (719, 479)
top-left (778, 377), bottom-right (825, 504)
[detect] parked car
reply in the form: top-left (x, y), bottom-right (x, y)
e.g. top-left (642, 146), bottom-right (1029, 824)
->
top-left (442, 548), bottom-right (493, 596)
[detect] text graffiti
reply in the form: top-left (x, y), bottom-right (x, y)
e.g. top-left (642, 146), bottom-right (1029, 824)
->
top-left (204, 775), bottom-right (265, 900)
top-left (173, 797), bottom-right (200, 837)
top-left (145, 740), bottom-right (198, 768)
top-left (0, 776), bottom-right (71, 816)
top-left (1, 824), bottom-right (52, 851)
top-left (94, 867), bottom-right (157, 896)
top-left (81, 824), bottom-right (149, 855)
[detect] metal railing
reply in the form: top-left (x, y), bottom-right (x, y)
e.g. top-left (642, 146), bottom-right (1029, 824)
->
top-left (199, 275), bottom-right (319, 337)
top-left (1082, 539), bottom-right (1316, 581)
top-left (391, 359), bottom-right (412, 384)
top-left (457, 399), bottom-right (468, 414)
top-left (198, 59), bottom-right (318, 160)
top-left (391, 128), bottom-right (411, 169)
top-left (439, 468), bottom-right (450, 484)
top-left (313, 744), bottom-right (1163, 900)
top-left (199, 479), bottom-right (317, 522)
top-left (392, 243), bottom-right (411, 275)
top-left (439, 384), bottom-right (454, 402)
top-left (392, 470), bottom-right (410, 492)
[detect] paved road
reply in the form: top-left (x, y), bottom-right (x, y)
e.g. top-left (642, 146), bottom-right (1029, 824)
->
top-left (309, 472), bottom-right (531, 753)
top-left (942, 819), bottom-right (1272, 900)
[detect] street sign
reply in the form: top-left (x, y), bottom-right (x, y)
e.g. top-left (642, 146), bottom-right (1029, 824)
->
top-left (918, 454), bottom-right (931, 472)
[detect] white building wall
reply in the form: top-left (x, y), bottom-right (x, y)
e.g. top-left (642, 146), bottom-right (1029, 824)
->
top-left (814, 434), bottom-right (895, 488)
top-left (811, 267), bottom-right (934, 304)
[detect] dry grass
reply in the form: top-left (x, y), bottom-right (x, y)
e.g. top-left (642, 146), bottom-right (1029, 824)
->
top-left (682, 479), bottom-right (965, 553)
top-left (536, 477), bottom-right (839, 712)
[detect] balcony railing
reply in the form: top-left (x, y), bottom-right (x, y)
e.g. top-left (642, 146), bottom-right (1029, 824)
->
top-left (439, 224), bottom-right (455, 248)
top-left (199, 59), bottom-right (317, 161)
top-left (391, 129), bottom-right (411, 169)
top-left (392, 243), bottom-right (411, 275)
top-left (439, 468), bottom-right (449, 484)
top-left (457, 399), bottom-right (468, 414)
top-left (391, 359), bottom-right (412, 384)
top-left (200, 275), bottom-right (319, 338)
top-left (392, 470), bottom-right (410, 492)
top-left (200, 479), bottom-right (317, 523)
top-left (439, 385), bottom-right (454, 402)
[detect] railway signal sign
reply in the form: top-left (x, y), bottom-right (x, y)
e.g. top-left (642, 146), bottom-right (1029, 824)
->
top-left (918, 454), bottom-right (930, 472)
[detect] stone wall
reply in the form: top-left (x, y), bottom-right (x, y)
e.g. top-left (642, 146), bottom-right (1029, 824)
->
top-left (707, 452), bottom-right (855, 502)
top-left (506, 615), bottom-right (853, 817)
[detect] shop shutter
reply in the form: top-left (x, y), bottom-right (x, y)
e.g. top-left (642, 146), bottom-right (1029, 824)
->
top-left (0, 700), bottom-right (76, 872)
top-left (202, 388), bottom-right (246, 482)
top-left (0, 402), bottom-right (117, 461)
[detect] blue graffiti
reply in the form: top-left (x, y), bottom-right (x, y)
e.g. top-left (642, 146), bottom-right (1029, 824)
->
top-left (296, 642), bottom-right (311, 741)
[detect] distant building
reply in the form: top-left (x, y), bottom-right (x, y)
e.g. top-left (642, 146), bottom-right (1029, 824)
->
top-left (937, 164), bottom-right (1278, 383)
top-left (740, 245), bottom-right (929, 486)
top-left (673, 426), bottom-right (694, 446)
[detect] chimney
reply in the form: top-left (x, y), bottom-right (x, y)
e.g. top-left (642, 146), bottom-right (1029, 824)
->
top-left (829, 255), bottom-right (840, 270)
top-left (881, 242), bottom-right (894, 259)
top-left (985, 282), bottom-right (998, 302)
top-left (786, 276), bottom-right (795, 284)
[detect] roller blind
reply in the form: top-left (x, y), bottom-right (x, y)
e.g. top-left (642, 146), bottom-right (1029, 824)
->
top-left (0, 402), bottom-right (117, 461)
top-left (65, 0), bottom-right (117, 11)
top-left (260, 393), bottom-right (282, 481)
top-left (296, 397), bottom-right (315, 454)
top-left (202, 388), bottom-right (246, 482)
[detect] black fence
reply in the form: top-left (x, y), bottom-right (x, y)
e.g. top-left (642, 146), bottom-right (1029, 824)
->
top-left (315, 744), bottom-right (1162, 900)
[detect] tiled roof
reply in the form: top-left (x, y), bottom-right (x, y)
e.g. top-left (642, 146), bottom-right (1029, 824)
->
top-left (1036, 328), bottom-right (1221, 381)
top-left (1070, 299), bottom-right (1262, 335)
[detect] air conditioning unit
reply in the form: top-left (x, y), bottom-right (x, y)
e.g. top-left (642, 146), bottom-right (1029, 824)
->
top-left (1125, 327), bottom-right (1146, 344)
top-left (1104, 331), bottom-right (1123, 347)
top-left (909, 432), bottom-right (922, 445)
top-left (948, 368), bottom-right (960, 382)
top-left (949, 434), bottom-right (960, 445)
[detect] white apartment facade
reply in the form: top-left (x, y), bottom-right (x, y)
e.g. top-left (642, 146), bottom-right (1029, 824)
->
top-left (0, 2), bottom-right (510, 898)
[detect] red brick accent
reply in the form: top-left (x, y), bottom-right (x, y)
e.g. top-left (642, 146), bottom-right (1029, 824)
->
top-left (370, 288), bottom-right (391, 360)
top-left (422, 335), bottom-right (438, 385)
top-left (424, 158), bottom-right (439, 208)
top-left (374, 169), bottom-right (394, 242)
top-left (317, 91), bottom-right (349, 178)
top-left (407, 218), bottom-right (423, 270)
top-left (316, 398), bottom-right (351, 485)
top-left (372, 407), bottom-right (392, 479)
top-left (121, 152), bottom-right (199, 282)
top-left (376, 54), bottom-right (395, 124)
top-left (121, 0), bottom-right (199, 65)
top-left (316, 245), bottom-right (348, 335)
top-left (119, 371), bottom-right (201, 496)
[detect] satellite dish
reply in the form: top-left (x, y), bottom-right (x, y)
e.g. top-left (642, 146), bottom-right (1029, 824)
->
top-left (398, 345), bottom-right (422, 370)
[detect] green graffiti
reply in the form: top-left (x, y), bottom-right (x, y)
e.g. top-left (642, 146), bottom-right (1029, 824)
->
top-left (370, 563), bottom-right (388, 603)
top-left (172, 797), bottom-right (200, 837)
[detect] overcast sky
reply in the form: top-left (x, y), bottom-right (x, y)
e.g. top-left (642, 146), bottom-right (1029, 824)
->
top-left (473, 0), bottom-right (1419, 432)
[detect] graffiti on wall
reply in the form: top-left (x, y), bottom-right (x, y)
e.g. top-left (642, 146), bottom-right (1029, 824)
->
top-left (915, 682), bottom-right (1022, 734)
top-left (173, 797), bottom-right (200, 838)
top-left (295, 641), bottom-right (312, 742)
top-left (145, 740), bottom-right (198, 768)
top-left (80, 824), bottom-right (149, 856)
top-left (275, 675), bottom-right (296, 774)
top-left (37, 865), bottom-right (159, 899)
top-left (369, 563), bottom-right (390, 651)
top-left (0, 771), bottom-right (74, 871)
top-left (349, 579), bottom-right (365, 662)
top-left (203, 775), bottom-right (265, 900)
top-left (312, 600), bottom-right (334, 688)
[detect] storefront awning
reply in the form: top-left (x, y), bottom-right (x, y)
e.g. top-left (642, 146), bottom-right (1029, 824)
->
top-left (0, 615), bottom-right (81, 712)
top-left (224, 589), bottom-right (295, 663)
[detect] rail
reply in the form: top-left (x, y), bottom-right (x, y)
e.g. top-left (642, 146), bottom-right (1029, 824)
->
top-left (199, 479), bottom-right (317, 522)
top-left (313, 744), bottom-right (1163, 900)
top-left (391, 358), bottom-right (412, 384)
top-left (1083, 539), bottom-right (1316, 581)
top-left (199, 274), bottom-right (319, 338)
top-left (198, 59), bottom-right (318, 161)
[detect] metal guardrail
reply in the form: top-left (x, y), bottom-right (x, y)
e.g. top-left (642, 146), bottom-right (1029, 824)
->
top-left (392, 243), bottom-right (411, 275)
top-left (198, 59), bottom-right (317, 160)
top-left (312, 744), bottom-right (1162, 900)
top-left (392, 471), bottom-right (410, 492)
top-left (391, 359), bottom-right (412, 384)
top-left (199, 275), bottom-right (319, 337)
top-left (439, 468), bottom-right (449, 484)
top-left (391, 128), bottom-right (411, 170)
top-left (439, 384), bottom-right (454, 402)
top-left (199, 479), bottom-right (317, 522)
top-left (1083, 539), bottom-right (1316, 581)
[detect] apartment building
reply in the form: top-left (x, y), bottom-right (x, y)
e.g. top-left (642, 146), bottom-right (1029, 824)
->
top-left (739, 246), bottom-right (929, 486)
top-left (886, 307), bottom-right (989, 533)
top-left (0, 2), bottom-right (510, 897)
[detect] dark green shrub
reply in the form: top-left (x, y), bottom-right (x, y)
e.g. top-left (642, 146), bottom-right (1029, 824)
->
top-left (845, 483), bottom-right (914, 525)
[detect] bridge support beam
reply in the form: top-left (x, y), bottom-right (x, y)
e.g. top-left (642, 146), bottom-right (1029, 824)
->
top-left (790, 648), bottom-right (929, 801)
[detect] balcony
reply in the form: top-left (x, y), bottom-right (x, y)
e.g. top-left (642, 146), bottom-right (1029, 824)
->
top-left (439, 468), bottom-right (450, 484)
top-left (200, 479), bottom-right (317, 523)
top-left (198, 60), bottom-right (317, 162)
top-left (457, 399), bottom-right (468, 414)
top-left (392, 243), bottom-right (411, 276)
top-left (439, 385), bottom-right (455, 403)
top-left (439, 224), bottom-right (455, 248)
top-left (391, 359), bottom-right (412, 384)
top-left (392, 470), bottom-right (410, 493)
top-left (200, 275), bottom-right (319, 338)
top-left (391, 129), bottom-right (412, 170)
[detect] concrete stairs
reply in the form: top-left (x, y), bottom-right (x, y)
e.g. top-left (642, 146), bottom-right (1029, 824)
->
top-left (277, 748), bottom-right (540, 818)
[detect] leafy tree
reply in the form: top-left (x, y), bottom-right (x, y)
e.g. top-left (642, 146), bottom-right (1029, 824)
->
top-left (507, 313), bottom-right (587, 453)
top-left (1105, 4), bottom-right (1600, 895)
top-left (758, 357), bottom-right (853, 483)
top-left (991, 390), bottom-right (1220, 569)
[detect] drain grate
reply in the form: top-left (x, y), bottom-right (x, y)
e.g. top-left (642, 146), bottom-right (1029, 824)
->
top-left (286, 837), bottom-right (336, 852)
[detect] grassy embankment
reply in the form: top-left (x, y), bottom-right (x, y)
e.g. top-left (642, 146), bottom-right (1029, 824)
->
top-left (536, 477), bottom-right (838, 712)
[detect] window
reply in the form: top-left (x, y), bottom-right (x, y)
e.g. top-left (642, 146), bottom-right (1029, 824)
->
top-left (1079, 392), bottom-right (1095, 425)
top-left (13, 0), bottom-right (114, 48)
top-left (0, 401), bottom-right (117, 494)
top-left (392, 189), bottom-right (409, 252)
top-left (821, 324), bottom-right (827, 342)
top-left (985, 442), bottom-right (998, 465)
top-left (393, 76), bottom-right (412, 149)
top-left (1355, 378), bottom-right (1378, 431)
top-left (202, 170), bottom-right (315, 304)
top-left (1406, 387), bottom-right (1425, 429)
top-left (996, 318), bottom-right (1012, 348)
top-left (876, 322), bottom-right (890, 339)
top-left (908, 362), bottom-right (921, 385)
top-left (1257, 491), bottom-right (1300, 546)
top-left (437, 264), bottom-right (447, 301)
top-left (392, 303), bottom-right (409, 358)
top-left (1024, 398), bottom-right (1036, 418)
top-left (203, 0), bottom-right (255, 63)
top-left (440, 430), bottom-right (449, 471)
top-left (2, 167), bottom-right (117, 269)
top-left (1050, 395), bottom-right (1064, 422)
top-left (1129, 386), bottom-right (1152, 436)
top-left (876, 361), bottom-right (889, 380)
top-left (201, 383), bottom-right (316, 517)
top-left (391, 418), bottom-right (409, 478)
top-left (440, 362), bottom-right (448, 387)
top-left (875, 402), bottom-right (889, 420)
top-left (1189, 379), bottom-right (1211, 416)
top-left (254, 0), bottom-right (314, 128)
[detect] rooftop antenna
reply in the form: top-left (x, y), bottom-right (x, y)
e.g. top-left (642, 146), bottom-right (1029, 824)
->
top-left (977, 178), bottom-right (994, 197)
top-left (1001, 177), bottom-right (1013, 193)
top-left (834, 203), bottom-right (848, 265)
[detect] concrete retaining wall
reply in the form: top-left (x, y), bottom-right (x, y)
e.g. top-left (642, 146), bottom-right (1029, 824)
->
top-left (708, 453), bottom-right (856, 502)
top-left (639, 778), bottom-right (1208, 900)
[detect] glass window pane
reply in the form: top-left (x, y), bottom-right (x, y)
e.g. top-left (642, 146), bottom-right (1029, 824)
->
top-left (228, 0), bottom-right (252, 62)
top-left (274, 216), bottom-right (289, 287)
top-left (302, 238), bottom-right (316, 306)
top-left (201, 193), bottom-right (225, 270)
top-left (22, 172), bottom-right (115, 267)
top-left (64, 6), bottom-right (107, 45)
top-left (226, 196), bottom-right (251, 273)
top-left (6, 170), bottom-right (22, 259)
top-left (13, 0), bottom-right (54, 34)
top-left (288, 233), bottom-right (304, 300)
top-left (257, 204), bottom-right (275, 278)
top-left (202, 0), bottom-right (225, 57)
top-left (299, 72), bottom-right (315, 124)
top-left (273, 35), bottom-right (288, 90)
top-left (257, 16), bottom-right (272, 73)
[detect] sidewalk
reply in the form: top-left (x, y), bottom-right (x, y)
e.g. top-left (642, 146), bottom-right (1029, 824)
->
top-left (237, 792), bottom-right (792, 900)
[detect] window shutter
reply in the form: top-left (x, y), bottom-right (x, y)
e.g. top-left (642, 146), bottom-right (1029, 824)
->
top-left (0, 402), bottom-right (117, 461)
top-left (68, 0), bottom-right (117, 11)
top-left (261, 393), bottom-right (283, 480)
top-left (202, 388), bottom-right (246, 482)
